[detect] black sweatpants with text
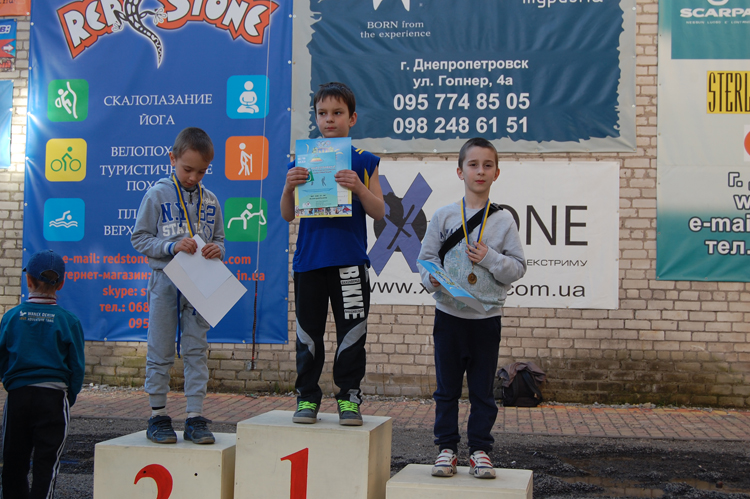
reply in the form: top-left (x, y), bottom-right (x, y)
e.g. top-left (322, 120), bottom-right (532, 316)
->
top-left (2, 385), bottom-right (70, 499)
top-left (294, 264), bottom-right (370, 405)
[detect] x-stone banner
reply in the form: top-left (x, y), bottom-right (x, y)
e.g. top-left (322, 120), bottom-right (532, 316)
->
top-left (656, 0), bottom-right (750, 281)
top-left (368, 161), bottom-right (620, 309)
top-left (23, 0), bottom-right (292, 343)
top-left (291, 0), bottom-right (636, 154)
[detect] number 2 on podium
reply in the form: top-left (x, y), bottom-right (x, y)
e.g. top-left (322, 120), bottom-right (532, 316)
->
top-left (281, 448), bottom-right (309, 499)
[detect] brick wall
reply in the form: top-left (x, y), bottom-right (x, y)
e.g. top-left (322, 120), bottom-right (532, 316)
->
top-left (0, 17), bottom-right (28, 313)
top-left (3, 2), bottom-right (750, 408)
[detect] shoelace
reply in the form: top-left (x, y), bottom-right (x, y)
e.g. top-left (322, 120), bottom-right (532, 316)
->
top-left (297, 401), bottom-right (317, 411)
top-left (189, 417), bottom-right (211, 430)
top-left (435, 451), bottom-right (455, 465)
top-left (152, 418), bottom-right (174, 432)
top-left (471, 451), bottom-right (493, 468)
top-left (338, 400), bottom-right (359, 413)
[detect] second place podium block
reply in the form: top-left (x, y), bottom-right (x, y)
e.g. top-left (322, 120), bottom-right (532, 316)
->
top-left (93, 431), bottom-right (236, 499)
top-left (234, 410), bottom-right (392, 499)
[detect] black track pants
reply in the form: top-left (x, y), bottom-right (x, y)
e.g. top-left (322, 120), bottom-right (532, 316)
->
top-left (294, 265), bottom-right (370, 404)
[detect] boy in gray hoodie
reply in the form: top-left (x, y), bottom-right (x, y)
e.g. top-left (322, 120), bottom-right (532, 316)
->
top-left (418, 138), bottom-right (526, 479)
top-left (131, 127), bottom-right (225, 444)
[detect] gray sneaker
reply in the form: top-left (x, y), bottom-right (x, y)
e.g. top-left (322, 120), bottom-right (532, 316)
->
top-left (336, 399), bottom-right (363, 426)
top-left (292, 401), bottom-right (319, 424)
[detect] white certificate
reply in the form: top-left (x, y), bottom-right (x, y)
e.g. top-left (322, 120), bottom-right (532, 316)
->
top-left (163, 236), bottom-right (246, 327)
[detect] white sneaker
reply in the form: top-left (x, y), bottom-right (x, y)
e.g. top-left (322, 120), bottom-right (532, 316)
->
top-left (431, 449), bottom-right (458, 477)
top-left (469, 450), bottom-right (496, 479)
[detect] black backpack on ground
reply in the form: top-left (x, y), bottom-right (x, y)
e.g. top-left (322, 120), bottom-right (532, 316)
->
top-left (502, 370), bottom-right (543, 407)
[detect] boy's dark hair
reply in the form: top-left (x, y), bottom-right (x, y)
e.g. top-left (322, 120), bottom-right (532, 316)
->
top-left (28, 275), bottom-right (61, 295)
top-left (313, 82), bottom-right (356, 116)
top-left (172, 127), bottom-right (214, 163)
top-left (458, 137), bottom-right (498, 169)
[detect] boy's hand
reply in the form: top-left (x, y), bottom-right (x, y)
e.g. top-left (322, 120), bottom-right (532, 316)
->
top-left (466, 241), bottom-right (489, 264)
top-left (284, 166), bottom-right (310, 193)
top-left (429, 275), bottom-right (440, 288)
top-left (334, 169), bottom-right (365, 196)
top-left (174, 237), bottom-right (198, 255)
top-left (202, 243), bottom-right (221, 260)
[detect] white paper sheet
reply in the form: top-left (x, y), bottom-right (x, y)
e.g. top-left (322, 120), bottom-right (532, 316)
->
top-left (163, 236), bottom-right (246, 327)
top-left (171, 235), bottom-right (232, 298)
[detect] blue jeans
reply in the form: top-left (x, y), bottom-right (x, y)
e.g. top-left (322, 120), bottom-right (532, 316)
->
top-left (432, 309), bottom-right (501, 454)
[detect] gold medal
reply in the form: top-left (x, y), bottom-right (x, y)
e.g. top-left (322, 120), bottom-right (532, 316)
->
top-left (467, 272), bottom-right (477, 285)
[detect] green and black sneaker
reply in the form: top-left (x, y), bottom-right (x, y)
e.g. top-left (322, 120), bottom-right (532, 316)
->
top-left (292, 401), bottom-right (319, 424)
top-left (337, 399), bottom-right (363, 426)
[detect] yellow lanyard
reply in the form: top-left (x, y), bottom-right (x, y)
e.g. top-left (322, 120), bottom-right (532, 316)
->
top-left (460, 198), bottom-right (491, 248)
top-left (171, 174), bottom-right (203, 238)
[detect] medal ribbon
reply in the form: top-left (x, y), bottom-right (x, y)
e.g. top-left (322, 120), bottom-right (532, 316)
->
top-left (460, 198), bottom-right (491, 248)
top-left (170, 174), bottom-right (204, 359)
top-left (171, 174), bottom-right (203, 238)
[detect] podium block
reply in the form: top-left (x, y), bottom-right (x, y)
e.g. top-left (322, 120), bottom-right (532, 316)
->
top-left (234, 410), bottom-right (392, 499)
top-left (386, 464), bottom-right (533, 499)
top-left (93, 431), bottom-right (236, 499)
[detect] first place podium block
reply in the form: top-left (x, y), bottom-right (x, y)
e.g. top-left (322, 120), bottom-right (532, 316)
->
top-left (234, 410), bottom-right (392, 499)
top-left (387, 464), bottom-right (533, 499)
top-left (93, 431), bottom-right (236, 499)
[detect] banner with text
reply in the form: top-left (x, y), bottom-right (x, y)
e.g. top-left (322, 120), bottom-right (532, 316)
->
top-left (368, 161), bottom-right (620, 309)
top-left (23, 0), bottom-right (292, 343)
top-left (291, 0), bottom-right (636, 154)
top-left (0, 0), bottom-right (29, 17)
top-left (0, 19), bottom-right (16, 72)
top-left (656, 0), bottom-right (750, 280)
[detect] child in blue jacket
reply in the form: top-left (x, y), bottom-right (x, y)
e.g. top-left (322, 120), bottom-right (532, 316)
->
top-left (0, 249), bottom-right (85, 498)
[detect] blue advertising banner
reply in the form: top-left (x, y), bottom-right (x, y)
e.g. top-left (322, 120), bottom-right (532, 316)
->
top-left (291, 0), bottom-right (636, 154)
top-left (0, 79), bottom-right (11, 168)
top-left (23, 0), bottom-right (292, 343)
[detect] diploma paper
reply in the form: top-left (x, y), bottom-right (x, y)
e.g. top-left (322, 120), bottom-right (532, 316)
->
top-left (164, 236), bottom-right (246, 327)
top-left (417, 259), bottom-right (486, 314)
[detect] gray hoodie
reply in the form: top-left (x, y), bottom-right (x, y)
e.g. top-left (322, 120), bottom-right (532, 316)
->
top-left (418, 202), bottom-right (526, 319)
top-left (131, 177), bottom-right (225, 270)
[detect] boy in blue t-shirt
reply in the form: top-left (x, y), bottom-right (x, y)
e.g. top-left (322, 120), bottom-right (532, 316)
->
top-left (281, 82), bottom-right (385, 426)
top-left (0, 250), bottom-right (85, 498)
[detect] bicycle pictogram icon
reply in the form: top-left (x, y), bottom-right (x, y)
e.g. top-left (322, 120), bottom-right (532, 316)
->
top-left (50, 147), bottom-right (81, 172)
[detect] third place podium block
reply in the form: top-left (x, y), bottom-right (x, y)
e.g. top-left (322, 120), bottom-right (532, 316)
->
top-left (387, 464), bottom-right (533, 499)
top-left (234, 410), bottom-right (392, 499)
top-left (93, 431), bottom-right (236, 499)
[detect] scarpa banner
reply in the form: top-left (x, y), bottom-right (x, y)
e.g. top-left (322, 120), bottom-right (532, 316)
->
top-left (656, 0), bottom-right (750, 281)
top-left (368, 161), bottom-right (620, 309)
top-left (291, 0), bottom-right (636, 154)
top-left (23, 0), bottom-right (292, 343)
